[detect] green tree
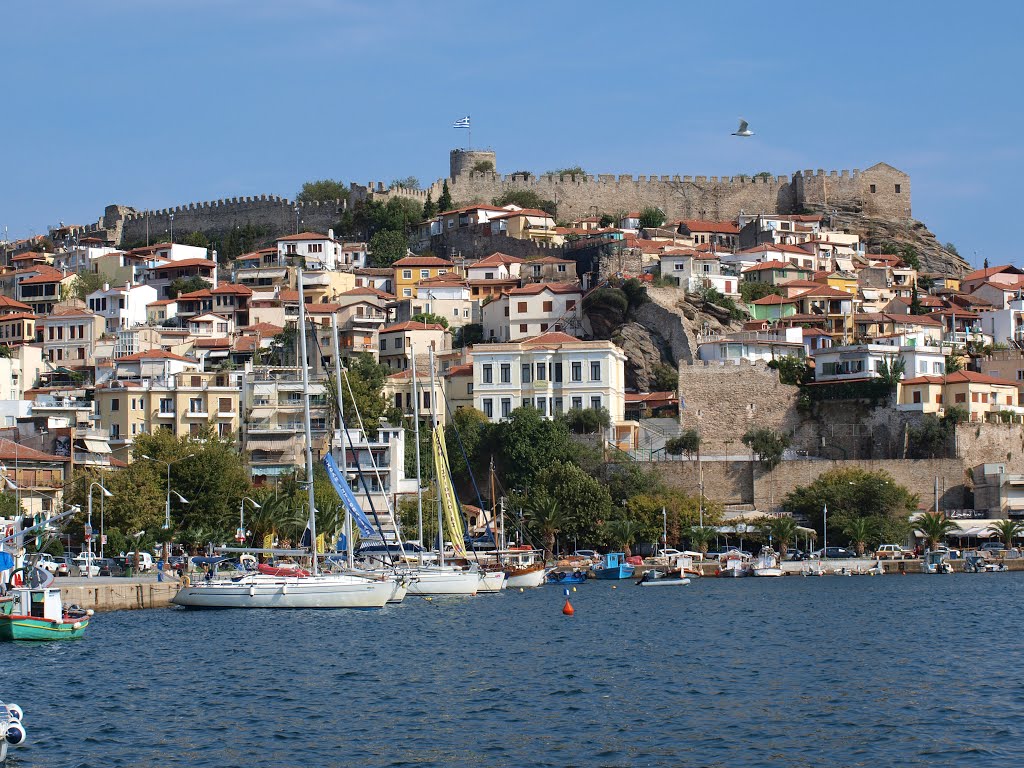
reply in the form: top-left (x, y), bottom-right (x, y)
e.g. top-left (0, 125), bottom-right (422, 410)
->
top-left (687, 525), bottom-right (717, 555)
top-left (582, 287), bottom-right (629, 338)
top-left (620, 278), bottom-right (649, 310)
top-left (638, 207), bottom-right (666, 229)
top-left (470, 160), bottom-right (495, 173)
top-left (410, 312), bottom-right (449, 329)
top-left (753, 171), bottom-right (772, 180)
top-left (665, 430), bottom-right (700, 460)
top-left (700, 287), bottom-right (745, 321)
top-left (0, 493), bottom-right (22, 518)
top-left (742, 427), bottom-right (789, 470)
top-left (70, 270), bottom-right (106, 301)
top-left (437, 181), bottom-right (453, 213)
top-left (341, 353), bottom-right (391, 431)
top-left (944, 242), bottom-right (959, 256)
top-left (559, 407), bottom-right (610, 434)
top-left (368, 230), bottom-right (409, 267)
top-left (484, 407), bottom-right (579, 491)
top-left (909, 286), bottom-right (925, 315)
top-left (842, 516), bottom-right (880, 556)
top-left (167, 276), bottom-right (211, 299)
top-left (530, 460), bottom-right (612, 546)
top-left (760, 515), bottom-right (799, 559)
top-left (768, 355), bottom-right (812, 386)
top-left (916, 511), bottom-right (957, 549)
top-left (182, 231), bottom-right (209, 249)
top-left (740, 281), bottom-right (784, 303)
top-left (492, 189), bottom-right (557, 216)
top-left (783, 467), bottom-right (918, 546)
top-left (877, 355), bottom-right (906, 386)
top-left (548, 166), bottom-right (586, 178)
top-left (297, 179), bottom-right (348, 203)
top-left (422, 192), bottom-right (438, 221)
top-left (945, 354), bottom-right (964, 374)
top-left (987, 518), bottom-right (1022, 548)
top-left (652, 364), bottom-right (679, 392)
top-left (454, 323), bottom-right (484, 348)
top-left (390, 176), bottom-right (420, 190)
top-left (604, 517), bottom-right (641, 557)
top-left (525, 495), bottom-right (563, 559)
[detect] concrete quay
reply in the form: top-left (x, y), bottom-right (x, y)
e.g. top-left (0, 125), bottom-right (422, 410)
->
top-left (57, 576), bottom-right (179, 612)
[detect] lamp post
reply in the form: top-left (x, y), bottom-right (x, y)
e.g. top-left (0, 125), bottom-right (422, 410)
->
top-left (238, 496), bottom-right (261, 543)
top-left (169, 212), bottom-right (174, 243)
top-left (86, 482), bottom-right (113, 579)
top-left (141, 453), bottom-right (194, 563)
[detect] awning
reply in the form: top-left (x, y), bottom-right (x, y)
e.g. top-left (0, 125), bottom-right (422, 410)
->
top-left (79, 438), bottom-right (111, 454)
top-left (947, 527), bottom-right (994, 538)
top-left (246, 438), bottom-right (292, 452)
top-left (248, 408), bottom-right (274, 419)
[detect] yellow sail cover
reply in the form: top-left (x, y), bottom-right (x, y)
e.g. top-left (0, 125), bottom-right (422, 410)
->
top-left (432, 426), bottom-right (467, 557)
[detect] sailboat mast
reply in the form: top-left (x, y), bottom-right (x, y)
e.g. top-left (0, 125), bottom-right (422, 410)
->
top-left (330, 314), bottom-right (350, 570)
top-left (411, 341), bottom-right (424, 558)
top-left (296, 264), bottom-right (319, 577)
top-left (428, 347), bottom-right (443, 563)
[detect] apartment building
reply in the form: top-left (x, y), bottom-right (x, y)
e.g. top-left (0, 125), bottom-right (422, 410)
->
top-left (481, 283), bottom-right (584, 342)
top-left (86, 283), bottom-right (158, 332)
top-left (36, 307), bottom-right (107, 369)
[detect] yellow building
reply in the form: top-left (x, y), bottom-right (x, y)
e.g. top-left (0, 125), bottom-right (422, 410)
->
top-left (94, 368), bottom-right (241, 447)
top-left (301, 270), bottom-right (356, 304)
top-left (392, 255), bottom-right (456, 300)
top-left (898, 370), bottom-right (1021, 423)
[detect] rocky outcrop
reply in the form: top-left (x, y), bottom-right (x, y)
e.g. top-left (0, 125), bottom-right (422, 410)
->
top-left (614, 321), bottom-right (668, 392)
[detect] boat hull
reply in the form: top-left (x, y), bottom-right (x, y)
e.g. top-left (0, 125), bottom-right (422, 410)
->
top-left (717, 567), bottom-right (750, 578)
top-left (637, 577), bottom-right (691, 587)
top-left (171, 576), bottom-right (393, 609)
top-left (405, 569), bottom-right (479, 596)
top-left (752, 568), bottom-right (784, 577)
top-left (594, 565), bottom-right (634, 580)
top-left (477, 571), bottom-right (507, 593)
top-left (546, 571), bottom-right (588, 585)
top-left (505, 565), bottom-right (548, 588)
top-left (0, 615), bottom-right (89, 641)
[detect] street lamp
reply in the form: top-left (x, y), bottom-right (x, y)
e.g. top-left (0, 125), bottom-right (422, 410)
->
top-left (140, 453), bottom-right (194, 563)
top-left (237, 496), bottom-right (261, 543)
top-left (86, 482), bottom-right (113, 580)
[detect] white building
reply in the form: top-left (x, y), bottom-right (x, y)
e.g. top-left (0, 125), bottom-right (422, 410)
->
top-left (466, 252), bottom-right (524, 282)
top-left (275, 232), bottom-right (343, 270)
top-left (481, 283), bottom-right (584, 342)
top-left (696, 326), bottom-right (807, 364)
top-left (471, 332), bottom-right (628, 428)
top-left (86, 283), bottom-right (158, 333)
top-left (812, 343), bottom-right (947, 382)
top-left (979, 298), bottom-right (1024, 346)
top-left (378, 321), bottom-right (449, 370)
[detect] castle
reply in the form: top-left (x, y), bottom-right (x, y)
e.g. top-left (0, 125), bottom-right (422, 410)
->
top-left (69, 150), bottom-right (912, 247)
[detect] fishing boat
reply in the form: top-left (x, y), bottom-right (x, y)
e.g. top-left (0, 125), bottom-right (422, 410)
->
top-left (546, 569), bottom-right (588, 585)
top-left (0, 699), bottom-right (26, 761)
top-left (0, 567), bottom-right (92, 640)
top-left (716, 549), bottom-right (752, 578)
top-left (499, 548), bottom-right (548, 588)
top-left (593, 552), bottom-right (634, 580)
top-left (923, 549), bottom-right (954, 574)
top-left (636, 569), bottom-right (690, 587)
top-left (752, 548), bottom-right (784, 577)
top-left (666, 551), bottom-right (704, 579)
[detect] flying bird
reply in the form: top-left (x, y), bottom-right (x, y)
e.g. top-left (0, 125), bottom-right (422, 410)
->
top-left (732, 119), bottom-right (754, 137)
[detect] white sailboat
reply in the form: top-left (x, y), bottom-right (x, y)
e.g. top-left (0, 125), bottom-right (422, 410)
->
top-left (171, 264), bottom-right (394, 610)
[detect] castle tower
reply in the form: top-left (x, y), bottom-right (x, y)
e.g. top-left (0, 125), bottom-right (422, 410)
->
top-left (450, 148), bottom-right (496, 178)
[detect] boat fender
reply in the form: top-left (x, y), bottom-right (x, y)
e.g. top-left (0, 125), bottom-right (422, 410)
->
top-left (5, 721), bottom-right (25, 746)
top-left (249, 587), bottom-right (256, 597)
top-left (180, 575), bottom-right (191, 587)
top-left (282, 584), bottom-right (288, 595)
top-left (6, 704), bottom-right (22, 721)
top-left (72, 622), bottom-right (82, 630)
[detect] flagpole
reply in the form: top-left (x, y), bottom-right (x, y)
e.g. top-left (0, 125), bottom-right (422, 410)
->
top-left (468, 115), bottom-right (472, 150)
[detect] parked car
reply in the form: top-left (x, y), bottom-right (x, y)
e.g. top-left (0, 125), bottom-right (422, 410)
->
top-left (657, 549), bottom-right (685, 559)
top-left (812, 546), bottom-right (857, 559)
top-left (95, 558), bottom-right (123, 577)
top-left (874, 544), bottom-right (913, 560)
top-left (124, 552), bottom-right (155, 572)
top-left (72, 553), bottom-right (100, 577)
top-left (167, 556), bottom-right (188, 575)
top-left (24, 553), bottom-right (60, 574)
top-left (54, 555), bottom-right (78, 577)
top-left (978, 542), bottom-right (1007, 554)
top-left (572, 550), bottom-right (599, 560)
top-left (786, 549), bottom-right (808, 561)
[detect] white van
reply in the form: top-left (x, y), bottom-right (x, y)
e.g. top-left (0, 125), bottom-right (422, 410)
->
top-left (125, 552), bottom-right (154, 572)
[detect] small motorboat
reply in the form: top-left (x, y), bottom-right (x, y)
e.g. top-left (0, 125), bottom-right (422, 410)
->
top-left (593, 552), bottom-right (635, 580)
top-left (716, 549), bottom-right (752, 578)
top-left (636, 569), bottom-right (690, 587)
top-left (546, 570), bottom-right (587, 585)
top-left (0, 699), bottom-right (26, 762)
top-left (752, 548), bottom-right (784, 577)
top-left (0, 567), bottom-right (92, 641)
top-left (923, 550), bottom-right (953, 574)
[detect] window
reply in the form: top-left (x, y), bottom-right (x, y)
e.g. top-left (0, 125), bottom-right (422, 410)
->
top-left (423, 391), bottom-right (431, 410)
top-left (519, 324), bottom-right (528, 333)
top-left (219, 397), bottom-right (232, 412)
top-left (571, 362), bottom-right (582, 382)
top-left (453, 307), bottom-right (459, 317)
top-left (517, 302), bottom-right (527, 313)
top-left (522, 364), bottom-right (531, 383)
top-left (482, 399), bottom-right (493, 418)
top-left (500, 364), bottom-right (510, 383)
top-left (590, 361), bottom-right (601, 381)
top-left (189, 397), bottom-right (204, 413)
top-left (420, 270), bottom-right (430, 279)
top-left (394, 338), bottom-right (403, 349)
top-left (543, 301), bottom-right (553, 312)
top-left (467, 383), bottom-right (473, 394)
top-left (536, 362), bottom-right (546, 381)
top-left (912, 390), bottom-right (922, 404)
top-left (572, 396), bottom-right (583, 410)
top-left (536, 397), bottom-right (546, 416)
top-left (554, 397), bottom-right (563, 414)
top-left (402, 270), bottom-right (412, 279)
top-left (566, 300), bottom-right (576, 311)
top-left (557, 264), bottom-right (566, 273)
top-left (403, 288), bottom-right (412, 297)
top-left (482, 364), bottom-right (493, 384)
top-left (501, 398), bottom-right (511, 418)
top-left (673, 262), bottom-right (685, 271)
top-left (379, 338), bottom-right (387, 351)
top-left (590, 396), bottom-right (601, 410)
top-left (955, 393), bottom-right (966, 403)
top-left (540, 323), bottom-right (549, 332)
top-left (159, 398), bottom-right (173, 414)
top-left (894, 184), bottom-right (901, 194)
top-left (554, 363), bottom-right (563, 383)
top-left (111, 399), bottom-right (120, 411)
top-left (869, 184), bottom-right (876, 193)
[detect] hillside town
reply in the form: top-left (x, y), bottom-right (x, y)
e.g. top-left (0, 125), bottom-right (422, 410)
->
top-left (0, 153), bottom-right (1022, 565)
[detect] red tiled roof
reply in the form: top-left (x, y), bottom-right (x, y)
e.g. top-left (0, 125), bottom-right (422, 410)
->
top-left (379, 321), bottom-right (446, 334)
top-left (963, 265), bottom-right (1024, 282)
top-left (194, 338), bottom-right (230, 348)
top-left (521, 331), bottom-right (581, 346)
top-left (438, 204), bottom-right (507, 217)
top-left (339, 287), bottom-right (394, 299)
top-left (150, 259), bottom-right (216, 271)
top-left (444, 363), bottom-right (473, 377)
top-left (0, 438), bottom-right (70, 463)
top-left (117, 349), bottom-right (195, 363)
top-left (680, 219), bottom-right (740, 234)
top-left (472, 252), bottom-right (526, 267)
top-left (743, 260), bottom-right (800, 273)
top-left (239, 322), bottom-right (284, 337)
top-left (527, 255), bottom-right (574, 265)
top-left (902, 370), bottom-right (1019, 387)
top-left (507, 282), bottom-right (582, 296)
top-left (0, 312), bottom-right (38, 322)
top-left (0, 296), bottom-right (32, 311)
top-left (392, 255), bottom-right (455, 268)
top-left (751, 294), bottom-right (795, 305)
top-left (794, 286), bottom-right (854, 299)
top-left (276, 232), bottom-right (332, 242)
top-left (147, 299), bottom-right (177, 306)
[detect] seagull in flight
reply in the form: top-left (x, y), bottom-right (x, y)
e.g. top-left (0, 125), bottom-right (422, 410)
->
top-left (732, 119), bottom-right (754, 137)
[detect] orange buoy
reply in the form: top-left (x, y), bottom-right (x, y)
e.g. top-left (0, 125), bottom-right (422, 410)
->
top-left (562, 599), bottom-right (574, 616)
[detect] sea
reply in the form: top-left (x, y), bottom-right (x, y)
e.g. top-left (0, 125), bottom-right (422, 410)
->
top-left (4, 573), bottom-right (1022, 768)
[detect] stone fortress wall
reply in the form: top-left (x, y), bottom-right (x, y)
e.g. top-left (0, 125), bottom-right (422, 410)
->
top-left (66, 148), bottom-right (911, 247)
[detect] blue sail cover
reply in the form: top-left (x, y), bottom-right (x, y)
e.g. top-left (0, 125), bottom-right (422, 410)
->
top-left (322, 454), bottom-right (378, 539)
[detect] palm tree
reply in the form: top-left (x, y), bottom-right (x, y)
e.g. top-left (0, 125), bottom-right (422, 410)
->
top-left (526, 496), bottom-right (563, 560)
top-left (759, 515), bottom-right (798, 559)
top-left (987, 519), bottom-right (1023, 549)
top-left (686, 525), bottom-right (717, 556)
top-left (842, 517), bottom-right (878, 556)
top-left (916, 511), bottom-right (958, 550)
top-left (604, 518), bottom-right (641, 558)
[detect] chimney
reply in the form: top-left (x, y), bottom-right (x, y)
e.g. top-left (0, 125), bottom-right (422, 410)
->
top-left (328, 229), bottom-right (334, 241)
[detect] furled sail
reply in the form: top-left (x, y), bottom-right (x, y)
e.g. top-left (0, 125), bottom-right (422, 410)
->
top-left (432, 426), bottom-right (466, 557)
top-left (322, 453), bottom-right (380, 540)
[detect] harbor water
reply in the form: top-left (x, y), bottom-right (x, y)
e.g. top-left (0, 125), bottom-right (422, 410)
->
top-left (5, 573), bottom-right (1023, 767)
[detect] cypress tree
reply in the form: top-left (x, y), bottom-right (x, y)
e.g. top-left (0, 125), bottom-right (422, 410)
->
top-left (438, 180), bottom-right (453, 213)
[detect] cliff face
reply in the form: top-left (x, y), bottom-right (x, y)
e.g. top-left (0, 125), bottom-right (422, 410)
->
top-left (808, 204), bottom-right (970, 277)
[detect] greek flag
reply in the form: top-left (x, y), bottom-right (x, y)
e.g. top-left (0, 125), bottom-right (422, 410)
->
top-left (452, 116), bottom-right (471, 128)
top-left (322, 453), bottom-right (378, 539)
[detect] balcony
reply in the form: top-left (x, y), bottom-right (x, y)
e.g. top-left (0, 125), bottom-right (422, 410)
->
top-left (156, 410), bottom-right (176, 419)
top-left (185, 410), bottom-right (209, 418)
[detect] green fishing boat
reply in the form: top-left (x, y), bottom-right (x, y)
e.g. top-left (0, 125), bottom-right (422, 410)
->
top-left (0, 569), bottom-right (91, 641)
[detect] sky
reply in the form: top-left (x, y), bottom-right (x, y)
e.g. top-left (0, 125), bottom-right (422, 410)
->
top-left (3, 0), bottom-right (1021, 267)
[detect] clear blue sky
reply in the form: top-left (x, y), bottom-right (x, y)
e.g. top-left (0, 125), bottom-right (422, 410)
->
top-left (5, 1), bottom-right (1021, 267)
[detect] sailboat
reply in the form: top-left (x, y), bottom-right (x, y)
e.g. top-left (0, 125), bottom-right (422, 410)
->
top-left (171, 264), bottom-right (395, 610)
